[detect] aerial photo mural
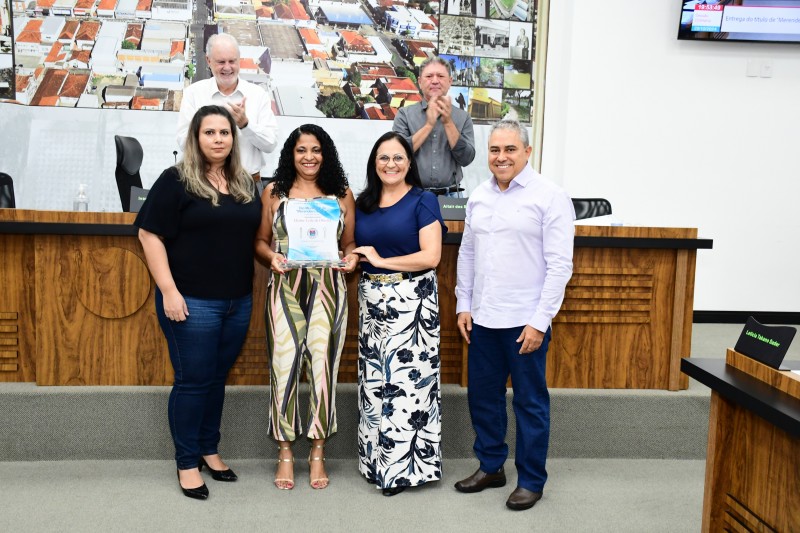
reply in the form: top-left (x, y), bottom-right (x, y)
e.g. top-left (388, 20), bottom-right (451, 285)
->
top-left (1, 0), bottom-right (539, 123)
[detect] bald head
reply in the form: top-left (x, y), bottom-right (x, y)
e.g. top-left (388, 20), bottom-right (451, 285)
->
top-left (206, 33), bottom-right (240, 57)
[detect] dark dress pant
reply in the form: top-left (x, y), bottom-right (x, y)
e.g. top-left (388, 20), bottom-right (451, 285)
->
top-left (467, 323), bottom-right (551, 492)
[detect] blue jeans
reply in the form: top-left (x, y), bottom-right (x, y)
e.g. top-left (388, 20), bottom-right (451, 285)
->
top-left (156, 289), bottom-right (252, 469)
top-left (467, 324), bottom-right (552, 492)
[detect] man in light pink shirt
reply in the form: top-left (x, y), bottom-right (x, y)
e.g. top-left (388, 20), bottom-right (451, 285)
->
top-left (454, 119), bottom-right (574, 510)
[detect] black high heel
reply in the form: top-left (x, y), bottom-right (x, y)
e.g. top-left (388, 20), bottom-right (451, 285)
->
top-left (177, 469), bottom-right (209, 500)
top-left (198, 456), bottom-right (238, 482)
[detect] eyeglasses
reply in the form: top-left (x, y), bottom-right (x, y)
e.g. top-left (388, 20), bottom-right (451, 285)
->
top-left (377, 154), bottom-right (408, 165)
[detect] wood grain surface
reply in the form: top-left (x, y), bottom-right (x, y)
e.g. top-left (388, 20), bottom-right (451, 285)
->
top-left (0, 211), bottom-right (700, 388)
top-left (550, 245), bottom-right (693, 389)
top-left (726, 348), bottom-right (800, 401)
top-left (34, 234), bottom-right (170, 385)
top-left (0, 233), bottom-right (36, 382)
top-left (702, 392), bottom-right (800, 532)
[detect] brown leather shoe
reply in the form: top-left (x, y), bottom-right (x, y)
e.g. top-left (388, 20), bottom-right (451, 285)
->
top-left (505, 487), bottom-right (542, 510)
top-left (454, 467), bottom-right (506, 493)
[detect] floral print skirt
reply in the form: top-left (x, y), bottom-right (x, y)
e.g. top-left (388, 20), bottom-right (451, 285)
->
top-left (357, 270), bottom-right (442, 489)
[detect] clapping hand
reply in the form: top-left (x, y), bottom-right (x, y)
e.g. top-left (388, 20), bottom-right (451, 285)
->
top-left (425, 99), bottom-right (440, 126)
top-left (432, 95), bottom-right (452, 124)
top-left (226, 96), bottom-right (248, 129)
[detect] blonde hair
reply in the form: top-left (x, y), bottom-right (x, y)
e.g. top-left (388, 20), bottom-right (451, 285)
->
top-left (178, 105), bottom-right (255, 206)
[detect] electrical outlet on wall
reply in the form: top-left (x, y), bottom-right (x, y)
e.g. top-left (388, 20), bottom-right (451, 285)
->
top-left (746, 59), bottom-right (759, 77)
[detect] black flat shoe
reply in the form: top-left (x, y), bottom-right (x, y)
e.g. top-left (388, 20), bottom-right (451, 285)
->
top-left (177, 469), bottom-right (209, 500)
top-left (382, 486), bottom-right (406, 497)
top-left (199, 456), bottom-right (238, 482)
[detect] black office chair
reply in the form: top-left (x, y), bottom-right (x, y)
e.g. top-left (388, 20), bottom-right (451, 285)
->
top-left (572, 198), bottom-right (612, 220)
top-left (114, 136), bottom-right (144, 212)
top-left (0, 173), bottom-right (15, 208)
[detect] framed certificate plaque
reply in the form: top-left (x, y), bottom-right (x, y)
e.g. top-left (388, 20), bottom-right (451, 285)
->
top-left (284, 198), bottom-right (345, 268)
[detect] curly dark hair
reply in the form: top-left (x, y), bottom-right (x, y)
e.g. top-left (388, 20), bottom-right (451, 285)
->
top-left (270, 124), bottom-right (349, 198)
top-left (355, 131), bottom-right (422, 214)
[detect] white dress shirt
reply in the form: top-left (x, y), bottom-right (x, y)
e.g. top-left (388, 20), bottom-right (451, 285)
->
top-left (176, 77), bottom-right (278, 175)
top-left (456, 164), bottom-right (575, 331)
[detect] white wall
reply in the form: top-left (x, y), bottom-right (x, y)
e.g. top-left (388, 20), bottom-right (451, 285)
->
top-left (542, 1), bottom-right (800, 312)
top-left (0, 104), bottom-right (493, 213)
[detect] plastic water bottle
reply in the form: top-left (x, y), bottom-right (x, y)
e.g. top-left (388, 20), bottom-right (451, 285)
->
top-left (73, 184), bottom-right (89, 212)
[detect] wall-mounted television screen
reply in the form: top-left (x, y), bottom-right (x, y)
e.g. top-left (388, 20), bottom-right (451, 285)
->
top-left (678, 1), bottom-right (800, 44)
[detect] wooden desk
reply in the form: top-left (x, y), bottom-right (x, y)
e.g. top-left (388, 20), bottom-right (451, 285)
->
top-left (0, 210), bottom-right (169, 385)
top-left (551, 225), bottom-right (710, 390)
top-left (0, 210), bottom-right (710, 389)
top-left (681, 351), bottom-right (800, 531)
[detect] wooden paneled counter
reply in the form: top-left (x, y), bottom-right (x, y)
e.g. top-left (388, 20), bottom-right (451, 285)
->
top-left (0, 210), bottom-right (710, 389)
top-left (552, 225), bottom-right (710, 390)
top-left (682, 352), bottom-right (800, 531)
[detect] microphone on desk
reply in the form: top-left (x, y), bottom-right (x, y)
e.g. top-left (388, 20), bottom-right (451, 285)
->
top-left (173, 151), bottom-right (178, 164)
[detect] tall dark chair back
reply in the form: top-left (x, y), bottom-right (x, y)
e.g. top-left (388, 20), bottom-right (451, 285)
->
top-left (0, 173), bottom-right (15, 208)
top-left (114, 136), bottom-right (144, 212)
top-left (572, 198), bottom-right (612, 220)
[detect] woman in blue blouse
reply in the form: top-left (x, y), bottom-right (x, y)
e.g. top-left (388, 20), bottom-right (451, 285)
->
top-left (353, 132), bottom-right (447, 496)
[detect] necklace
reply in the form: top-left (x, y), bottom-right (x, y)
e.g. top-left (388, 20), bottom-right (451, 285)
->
top-left (207, 169), bottom-right (227, 191)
